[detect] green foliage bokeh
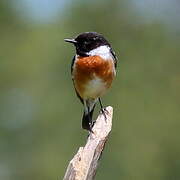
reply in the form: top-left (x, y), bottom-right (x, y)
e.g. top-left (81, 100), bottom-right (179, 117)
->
top-left (0, 1), bottom-right (180, 180)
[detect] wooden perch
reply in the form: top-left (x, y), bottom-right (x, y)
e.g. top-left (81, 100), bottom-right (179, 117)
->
top-left (63, 106), bottom-right (113, 180)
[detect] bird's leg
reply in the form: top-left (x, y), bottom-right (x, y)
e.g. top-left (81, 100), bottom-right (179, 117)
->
top-left (87, 106), bottom-right (94, 133)
top-left (98, 98), bottom-right (109, 121)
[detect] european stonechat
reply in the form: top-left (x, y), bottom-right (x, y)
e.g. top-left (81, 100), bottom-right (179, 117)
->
top-left (65, 32), bottom-right (117, 131)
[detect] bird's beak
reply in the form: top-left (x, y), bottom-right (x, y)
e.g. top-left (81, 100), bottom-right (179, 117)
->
top-left (64, 38), bottom-right (77, 44)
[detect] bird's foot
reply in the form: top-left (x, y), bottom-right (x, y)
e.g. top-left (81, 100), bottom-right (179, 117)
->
top-left (100, 107), bottom-right (109, 122)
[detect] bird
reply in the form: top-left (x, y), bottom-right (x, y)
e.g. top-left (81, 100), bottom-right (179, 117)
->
top-left (64, 32), bottom-right (117, 132)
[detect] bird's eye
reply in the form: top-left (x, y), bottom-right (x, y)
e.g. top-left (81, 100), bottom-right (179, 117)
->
top-left (93, 37), bottom-right (98, 41)
top-left (84, 41), bottom-right (91, 47)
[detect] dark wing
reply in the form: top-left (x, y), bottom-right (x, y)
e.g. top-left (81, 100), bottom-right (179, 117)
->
top-left (71, 55), bottom-right (76, 74)
top-left (110, 48), bottom-right (117, 69)
top-left (71, 56), bottom-right (84, 104)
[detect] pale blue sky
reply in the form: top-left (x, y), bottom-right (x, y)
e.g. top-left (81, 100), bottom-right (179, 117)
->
top-left (131, 0), bottom-right (180, 25)
top-left (11, 0), bottom-right (180, 28)
top-left (12, 0), bottom-right (72, 22)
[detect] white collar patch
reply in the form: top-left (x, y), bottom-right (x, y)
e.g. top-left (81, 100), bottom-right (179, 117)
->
top-left (87, 45), bottom-right (111, 60)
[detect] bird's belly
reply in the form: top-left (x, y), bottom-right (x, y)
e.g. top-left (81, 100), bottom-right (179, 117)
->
top-left (73, 55), bottom-right (115, 99)
top-left (83, 77), bottom-right (107, 99)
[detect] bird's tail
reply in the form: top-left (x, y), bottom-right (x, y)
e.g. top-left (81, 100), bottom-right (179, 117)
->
top-left (82, 100), bottom-right (96, 131)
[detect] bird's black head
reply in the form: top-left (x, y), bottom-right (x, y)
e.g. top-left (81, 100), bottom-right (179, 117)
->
top-left (64, 32), bottom-right (110, 56)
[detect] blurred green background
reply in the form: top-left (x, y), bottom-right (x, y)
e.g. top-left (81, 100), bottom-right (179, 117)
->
top-left (0, 0), bottom-right (180, 179)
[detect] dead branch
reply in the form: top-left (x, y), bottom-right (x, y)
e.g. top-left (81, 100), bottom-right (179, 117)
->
top-left (63, 106), bottom-right (113, 180)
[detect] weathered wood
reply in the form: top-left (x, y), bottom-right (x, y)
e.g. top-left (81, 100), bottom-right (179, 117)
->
top-left (63, 106), bottom-right (113, 180)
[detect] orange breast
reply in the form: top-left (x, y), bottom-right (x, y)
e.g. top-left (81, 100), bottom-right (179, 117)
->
top-left (73, 55), bottom-right (115, 98)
